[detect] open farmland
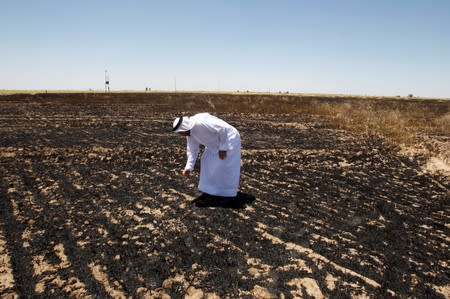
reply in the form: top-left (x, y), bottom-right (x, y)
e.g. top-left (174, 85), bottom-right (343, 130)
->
top-left (0, 92), bottom-right (449, 298)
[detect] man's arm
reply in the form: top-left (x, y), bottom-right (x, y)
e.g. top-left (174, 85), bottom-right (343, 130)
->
top-left (201, 118), bottom-right (231, 152)
top-left (184, 137), bottom-right (199, 175)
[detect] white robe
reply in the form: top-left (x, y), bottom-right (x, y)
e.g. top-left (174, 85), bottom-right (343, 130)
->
top-left (184, 113), bottom-right (241, 197)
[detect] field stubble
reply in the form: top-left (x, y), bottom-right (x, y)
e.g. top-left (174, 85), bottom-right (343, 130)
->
top-left (0, 93), bottom-right (449, 298)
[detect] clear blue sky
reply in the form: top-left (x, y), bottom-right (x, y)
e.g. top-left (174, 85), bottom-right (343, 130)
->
top-left (1, 0), bottom-right (450, 98)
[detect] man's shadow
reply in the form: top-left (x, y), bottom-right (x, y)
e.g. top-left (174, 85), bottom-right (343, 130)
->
top-left (191, 192), bottom-right (256, 209)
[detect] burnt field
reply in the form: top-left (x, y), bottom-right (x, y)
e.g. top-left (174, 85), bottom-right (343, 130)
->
top-left (0, 93), bottom-right (449, 298)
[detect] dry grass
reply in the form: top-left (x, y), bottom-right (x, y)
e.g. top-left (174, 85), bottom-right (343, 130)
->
top-left (321, 102), bottom-right (449, 146)
top-left (222, 94), bottom-right (449, 147)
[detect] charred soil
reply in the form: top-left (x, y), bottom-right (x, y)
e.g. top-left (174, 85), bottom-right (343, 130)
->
top-left (0, 93), bottom-right (449, 298)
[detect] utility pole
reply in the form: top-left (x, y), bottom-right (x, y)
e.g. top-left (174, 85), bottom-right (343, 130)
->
top-left (104, 70), bottom-right (110, 92)
top-left (174, 76), bottom-right (177, 92)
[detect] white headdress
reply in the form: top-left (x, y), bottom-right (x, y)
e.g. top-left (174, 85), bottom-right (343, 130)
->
top-left (172, 116), bottom-right (193, 132)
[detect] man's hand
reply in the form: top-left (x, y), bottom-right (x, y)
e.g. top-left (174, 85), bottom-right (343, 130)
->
top-left (219, 150), bottom-right (227, 160)
top-left (182, 169), bottom-right (191, 177)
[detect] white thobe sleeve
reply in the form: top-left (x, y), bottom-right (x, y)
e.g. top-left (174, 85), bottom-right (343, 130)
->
top-left (203, 121), bottom-right (231, 151)
top-left (185, 137), bottom-right (200, 171)
top-left (217, 127), bottom-right (230, 151)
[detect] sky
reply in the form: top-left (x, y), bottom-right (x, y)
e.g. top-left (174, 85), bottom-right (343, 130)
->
top-left (1, 0), bottom-right (450, 98)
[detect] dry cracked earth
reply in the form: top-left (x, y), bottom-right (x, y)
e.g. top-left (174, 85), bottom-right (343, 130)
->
top-left (0, 98), bottom-right (449, 298)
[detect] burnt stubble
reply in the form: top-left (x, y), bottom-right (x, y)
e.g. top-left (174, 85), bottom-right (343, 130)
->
top-left (0, 93), bottom-right (448, 298)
